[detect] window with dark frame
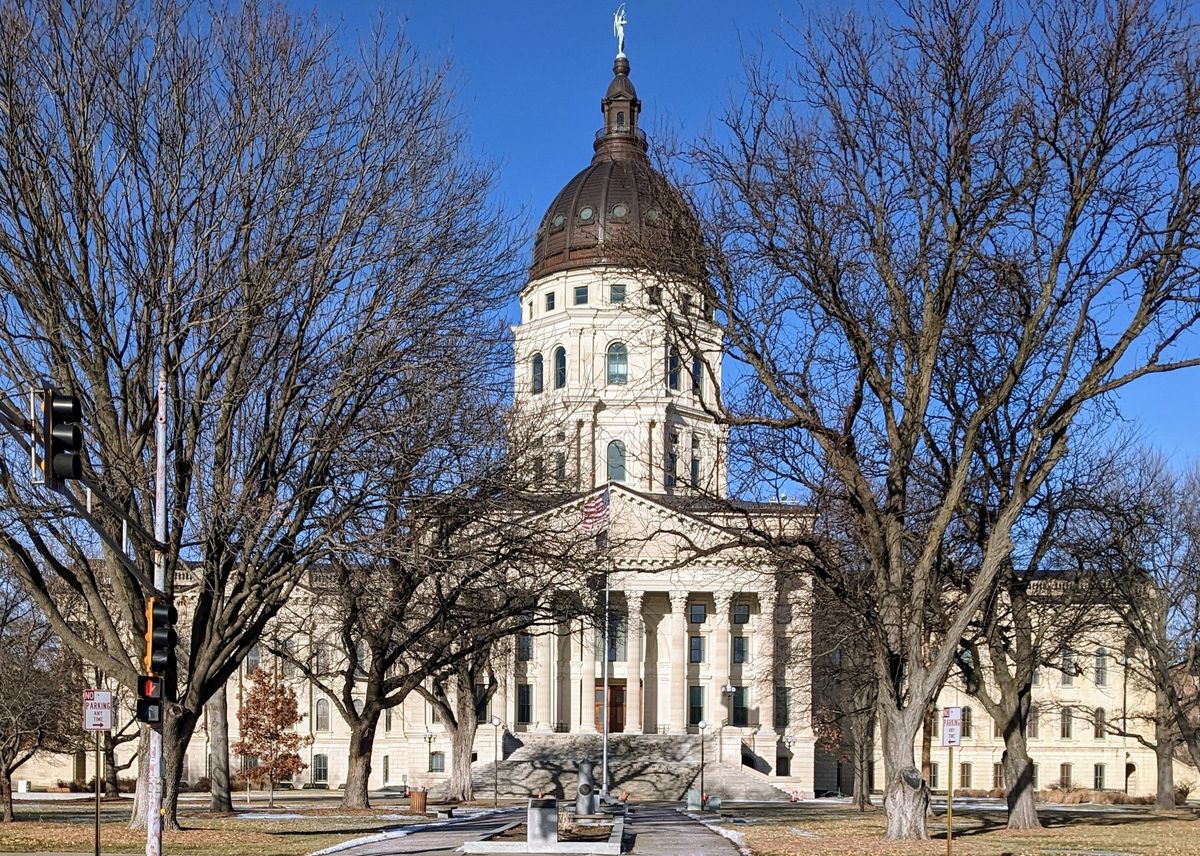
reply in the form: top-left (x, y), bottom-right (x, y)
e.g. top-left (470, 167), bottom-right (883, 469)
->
top-left (516, 684), bottom-right (532, 724)
top-left (732, 603), bottom-right (750, 624)
top-left (610, 284), bottom-right (626, 303)
top-left (574, 285), bottom-right (588, 305)
top-left (689, 602), bottom-right (706, 624)
top-left (545, 292), bottom-right (555, 311)
top-left (689, 635), bottom-right (704, 663)
top-left (732, 686), bottom-right (749, 726)
top-left (688, 685), bottom-right (704, 726)
top-left (733, 635), bottom-right (748, 664)
top-left (1061, 706), bottom-right (1073, 739)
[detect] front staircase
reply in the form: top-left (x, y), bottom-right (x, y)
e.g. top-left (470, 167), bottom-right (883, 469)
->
top-left (430, 733), bottom-right (789, 802)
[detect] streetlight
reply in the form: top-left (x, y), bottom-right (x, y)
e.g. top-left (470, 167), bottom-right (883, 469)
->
top-left (490, 715), bottom-right (503, 807)
top-left (424, 729), bottom-right (434, 773)
top-left (698, 719), bottom-right (708, 810)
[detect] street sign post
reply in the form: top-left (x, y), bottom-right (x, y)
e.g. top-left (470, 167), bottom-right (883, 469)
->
top-left (83, 689), bottom-right (112, 856)
top-left (942, 706), bottom-right (962, 856)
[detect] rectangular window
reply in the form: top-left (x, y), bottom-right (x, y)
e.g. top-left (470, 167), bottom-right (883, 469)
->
top-left (733, 636), bottom-right (749, 664)
top-left (960, 762), bottom-right (972, 789)
top-left (609, 284), bottom-right (626, 303)
top-left (1094, 708), bottom-right (1106, 739)
top-left (1032, 764), bottom-right (1039, 790)
top-left (690, 455), bottom-right (701, 487)
top-left (596, 617), bottom-right (627, 661)
top-left (545, 292), bottom-right (556, 311)
top-left (732, 603), bottom-right (750, 624)
top-left (993, 762), bottom-right (1004, 790)
top-left (313, 754), bottom-right (328, 784)
top-left (1061, 706), bottom-right (1073, 739)
top-left (691, 354), bottom-right (703, 394)
top-left (526, 301), bottom-right (533, 321)
top-left (648, 285), bottom-right (663, 305)
top-left (689, 603), bottom-right (706, 624)
top-left (774, 687), bottom-right (790, 729)
top-left (681, 293), bottom-right (693, 315)
top-left (961, 707), bottom-right (972, 738)
top-left (1061, 650), bottom-right (1074, 686)
top-left (1060, 763), bottom-right (1073, 789)
top-left (930, 712), bottom-right (938, 738)
top-left (929, 762), bottom-right (939, 790)
top-left (1032, 667), bottom-right (1040, 686)
top-left (1094, 763), bottom-right (1105, 791)
top-left (385, 707), bottom-right (392, 732)
top-left (1028, 706), bottom-right (1039, 739)
top-left (688, 685), bottom-right (704, 726)
top-left (776, 754), bottom-right (791, 776)
top-left (517, 684), bottom-right (532, 725)
top-left (516, 633), bottom-right (533, 662)
top-left (689, 635), bottom-right (705, 664)
top-left (555, 453), bottom-right (566, 482)
top-left (574, 285), bottom-right (589, 305)
top-left (732, 686), bottom-right (749, 727)
top-left (430, 751), bottom-right (445, 773)
top-left (383, 755), bottom-right (389, 783)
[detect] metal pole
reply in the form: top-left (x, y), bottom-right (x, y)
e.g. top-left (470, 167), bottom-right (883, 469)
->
top-left (146, 368), bottom-right (167, 856)
top-left (95, 731), bottom-right (101, 856)
top-left (493, 719), bottom-right (499, 808)
top-left (946, 746), bottom-right (953, 856)
top-left (602, 576), bottom-right (610, 798)
top-left (699, 730), bottom-right (705, 809)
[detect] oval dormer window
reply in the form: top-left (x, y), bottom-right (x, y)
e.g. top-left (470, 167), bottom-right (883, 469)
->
top-left (551, 213), bottom-right (566, 231)
top-left (645, 207), bottom-right (662, 224)
top-left (611, 203), bottom-right (629, 220)
top-left (579, 206), bottom-right (594, 222)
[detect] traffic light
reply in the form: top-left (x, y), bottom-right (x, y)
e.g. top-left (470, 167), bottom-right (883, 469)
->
top-left (135, 674), bottom-right (164, 725)
top-left (143, 596), bottom-right (177, 676)
top-left (40, 388), bottom-right (83, 485)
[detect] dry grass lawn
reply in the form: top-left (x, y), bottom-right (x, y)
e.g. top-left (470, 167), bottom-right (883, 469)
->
top-left (0, 807), bottom-right (426, 854)
top-left (736, 803), bottom-right (1200, 855)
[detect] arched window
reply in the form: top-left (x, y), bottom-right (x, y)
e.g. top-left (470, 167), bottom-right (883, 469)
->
top-left (667, 346), bottom-right (681, 391)
top-left (553, 347), bottom-right (567, 389)
top-left (616, 110), bottom-right (626, 130)
top-left (607, 343), bottom-right (628, 385)
top-left (1094, 707), bottom-right (1106, 739)
top-left (315, 698), bottom-right (330, 732)
top-left (1094, 648), bottom-right (1108, 685)
top-left (531, 353), bottom-right (544, 394)
top-left (607, 440), bottom-right (627, 483)
top-left (961, 706), bottom-right (972, 738)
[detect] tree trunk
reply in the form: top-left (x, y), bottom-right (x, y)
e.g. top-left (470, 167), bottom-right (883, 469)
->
top-left (161, 709), bottom-right (198, 831)
top-left (341, 715), bottom-right (380, 809)
top-left (206, 687), bottom-right (234, 813)
top-left (446, 720), bottom-right (478, 802)
top-left (103, 732), bottom-right (121, 797)
top-left (128, 731), bottom-right (150, 830)
top-left (268, 776), bottom-right (275, 808)
top-left (1, 770), bottom-right (13, 822)
top-left (1153, 688), bottom-right (1176, 810)
top-left (1000, 730), bottom-right (1040, 830)
top-left (849, 716), bottom-right (873, 810)
top-left (880, 711), bottom-right (928, 840)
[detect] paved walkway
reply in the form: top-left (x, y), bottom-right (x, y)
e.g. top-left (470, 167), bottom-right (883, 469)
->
top-left (328, 803), bottom-right (742, 856)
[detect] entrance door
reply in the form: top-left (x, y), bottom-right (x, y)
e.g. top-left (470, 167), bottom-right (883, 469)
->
top-left (594, 681), bottom-right (626, 732)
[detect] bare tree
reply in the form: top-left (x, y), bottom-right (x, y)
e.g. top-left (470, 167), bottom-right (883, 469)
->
top-left (1063, 453), bottom-right (1200, 807)
top-left (0, 569), bottom-right (82, 822)
top-left (632, 0), bottom-right (1200, 838)
top-left (0, 0), bottom-right (518, 828)
top-left (419, 643), bottom-right (505, 803)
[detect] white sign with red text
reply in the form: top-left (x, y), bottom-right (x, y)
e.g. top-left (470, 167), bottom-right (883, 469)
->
top-left (942, 706), bottom-right (962, 747)
top-left (82, 689), bottom-right (113, 732)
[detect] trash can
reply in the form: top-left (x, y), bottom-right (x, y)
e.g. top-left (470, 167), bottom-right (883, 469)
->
top-left (409, 788), bottom-right (428, 814)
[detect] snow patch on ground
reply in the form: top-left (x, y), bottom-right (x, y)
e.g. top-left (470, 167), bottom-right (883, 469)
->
top-left (240, 812), bottom-right (307, 820)
top-left (680, 809), bottom-right (752, 856)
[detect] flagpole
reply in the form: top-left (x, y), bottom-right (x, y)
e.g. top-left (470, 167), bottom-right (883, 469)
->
top-left (602, 562), bottom-right (610, 799)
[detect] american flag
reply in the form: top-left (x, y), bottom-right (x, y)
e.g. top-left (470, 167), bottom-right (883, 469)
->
top-left (581, 486), bottom-right (610, 535)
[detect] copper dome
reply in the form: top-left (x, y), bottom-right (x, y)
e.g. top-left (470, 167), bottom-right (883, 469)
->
top-left (529, 57), bottom-right (699, 281)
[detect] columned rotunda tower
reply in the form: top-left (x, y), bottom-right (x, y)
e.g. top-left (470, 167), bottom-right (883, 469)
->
top-left (513, 54), bottom-right (726, 498)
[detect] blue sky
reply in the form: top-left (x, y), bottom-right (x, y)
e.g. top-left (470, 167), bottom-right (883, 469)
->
top-left (305, 1), bottom-right (1199, 464)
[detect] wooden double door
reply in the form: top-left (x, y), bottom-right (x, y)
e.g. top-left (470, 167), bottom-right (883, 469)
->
top-left (594, 681), bottom-right (626, 732)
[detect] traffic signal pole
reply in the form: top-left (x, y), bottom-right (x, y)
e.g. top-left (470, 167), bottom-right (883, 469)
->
top-left (146, 368), bottom-right (167, 856)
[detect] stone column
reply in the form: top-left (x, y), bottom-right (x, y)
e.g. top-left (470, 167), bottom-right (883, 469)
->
top-left (536, 629), bottom-right (554, 732)
top-left (668, 591), bottom-right (688, 734)
top-left (578, 619), bottom-right (598, 732)
top-left (757, 591), bottom-right (778, 738)
top-left (624, 591), bottom-right (644, 734)
top-left (712, 592), bottom-right (732, 726)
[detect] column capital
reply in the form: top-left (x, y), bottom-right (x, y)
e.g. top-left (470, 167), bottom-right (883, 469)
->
top-left (714, 590), bottom-right (734, 616)
top-left (626, 589), bottom-right (645, 612)
top-left (669, 590), bottom-right (689, 613)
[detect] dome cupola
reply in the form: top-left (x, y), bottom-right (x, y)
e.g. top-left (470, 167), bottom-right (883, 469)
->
top-left (529, 56), bottom-right (699, 281)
